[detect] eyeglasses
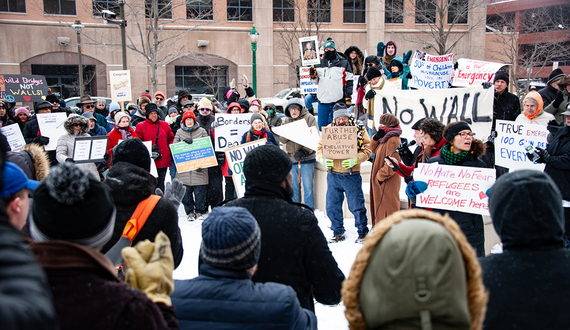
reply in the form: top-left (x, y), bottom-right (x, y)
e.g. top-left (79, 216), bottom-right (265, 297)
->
top-left (366, 64), bottom-right (375, 67)
top-left (457, 132), bottom-right (475, 138)
top-left (199, 108), bottom-right (210, 112)
top-left (155, 97), bottom-right (164, 101)
top-left (84, 104), bottom-right (94, 108)
top-left (264, 107), bottom-right (272, 110)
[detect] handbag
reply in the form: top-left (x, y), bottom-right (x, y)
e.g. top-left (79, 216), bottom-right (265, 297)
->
top-left (151, 123), bottom-right (162, 160)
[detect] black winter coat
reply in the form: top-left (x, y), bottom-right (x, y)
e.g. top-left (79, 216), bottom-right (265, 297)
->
top-left (223, 181), bottom-right (345, 312)
top-left (171, 264), bottom-right (317, 330)
top-left (544, 126), bottom-right (570, 201)
top-left (492, 90), bottom-right (521, 132)
top-left (538, 84), bottom-right (559, 107)
top-left (102, 162), bottom-right (184, 268)
top-left (22, 117), bottom-right (40, 144)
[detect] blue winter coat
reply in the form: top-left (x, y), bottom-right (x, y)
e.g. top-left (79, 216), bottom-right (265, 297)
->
top-left (171, 264), bottom-right (317, 330)
top-left (88, 123), bottom-right (108, 136)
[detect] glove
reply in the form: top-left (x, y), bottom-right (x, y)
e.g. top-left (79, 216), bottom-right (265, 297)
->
top-left (229, 78), bottom-right (236, 90)
top-left (216, 152), bottom-right (226, 164)
top-left (294, 149), bottom-right (310, 161)
top-left (320, 157), bottom-right (334, 169)
top-left (122, 232), bottom-right (174, 306)
top-left (365, 89), bottom-right (376, 100)
top-left (65, 158), bottom-right (75, 163)
top-left (536, 147), bottom-right (550, 163)
top-left (211, 120), bottom-right (219, 128)
top-left (241, 74), bottom-right (249, 88)
top-left (183, 137), bottom-right (193, 144)
top-left (345, 97), bottom-right (352, 107)
top-left (342, 158), bottom-right (358, 169)
top-left (155, 178), bottom-right (186, 210)
top-left (403, 50), bottom-right (412, 65)
top-left (482, 82), bottom-right (493, 89)
top-left (376, 42), bottom-right (385, 57)
top-left (309, 66), bottom-right (317, 79)
top-left (553, 92), bottom-right (564, 108)
top-left (33, 135), bottom-right (50, 146)
top-left (548, 119), bottom-right (561, 127)
top-left (373, 129), bottom-right (386, 141)
top-left (358, 75), bottom-right (367, 88)
top-left (405, 181), bottom-right (428, 198)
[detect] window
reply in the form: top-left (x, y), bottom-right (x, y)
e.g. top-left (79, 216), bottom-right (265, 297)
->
top-left (308, 0), bottom-right (330, 23)
top-left (227, 0), bottom-right (252, 21)
top-left (93, 0), bottom-right (118, 16)
top-left (447, 0), bottom-right (467, 24)
top-left (385, 0), bottom-right (403, 24)
top-left (145, 0), bottom-right (172, 19)
top-left (32, 65), bottom-right (96, 98)
top-left (44, 0), bottom-right (76, 15)
top-left (273, 0), bottom-right (294, 22)
top-left (1, 0), bottom-right (25, 13)
top-left (343, 0), bottom-right (365, 23)
top-left (175, 66), bottom-right (228, 101)
top-left (415, 0), bottom-right (436, 24)
top-left (486, 13), bottom-right (515, 32)
top-left (187, 0), bottom-right (212, 20)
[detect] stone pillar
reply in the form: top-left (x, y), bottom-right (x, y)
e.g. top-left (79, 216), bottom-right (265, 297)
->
top-left (253, 0), bottom-right (274, 98)
top-left (366, 0), bottom-right (385, 56)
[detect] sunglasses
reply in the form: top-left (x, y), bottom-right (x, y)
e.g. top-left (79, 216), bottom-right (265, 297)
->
top-left (155, 97), bottom-right (164, 101)
top-left (319, 54), bottom-right (324, 57)
top-left (199, 108), bottom-right (210, 112)
top-left (72, 123), bottom-right (82, 127)
top-left (366, 64), bottom-right (375, 67)
top-left (84, 104), bottom-right (94, 108)
top-left (183, 104), bottom-right (194, 108)
top-left (264, 107), bottom-right (272, 110)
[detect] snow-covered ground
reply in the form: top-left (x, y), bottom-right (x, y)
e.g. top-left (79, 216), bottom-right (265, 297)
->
top-left (172, 206), bottom-right (364, 330)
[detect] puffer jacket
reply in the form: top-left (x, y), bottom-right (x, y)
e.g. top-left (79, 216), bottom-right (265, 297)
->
top-left (56, 114), bottom-right (99, 179)
top-left (280, 98), bottom-right (318, 164)
top-left (135, 118), bottom-right (175, 169)
top-left (313, 52), bottom-right (353, 103)
top-left (173, 123), bottom-right (209, 186)
top-left (342, 209), bottom-right (487, 330)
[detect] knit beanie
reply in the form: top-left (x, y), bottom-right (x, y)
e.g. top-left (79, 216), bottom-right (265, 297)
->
top-left (243, 144), bottom-right (292, 184)
top-left (113, 138), bottom-right (151, 172)
top-left (494, 70), bottom-right (509, 85)
top-left (182, 111), bottom-right (196, 125)
top-left (15, 106), bottom-right (30, 117)
top-left (444, 122), bottom-right (471, 143)
top-left (46, 94), bottom-right (59, 104)
top-left (333, 103), bottom-right (350, 121)
top-left (145, 103), bottom-right (159, 119)
top-left (154, 91), bottom-right (166, 100)
top-left (109, 102), bottom-right (121, 113)
top-left (168, 107), bottom-right (178, 115)
top-left (30, 163), bottom-right (116, 249)
top-left (200, 206), bottom-right (261, 271)
top-left (114, 111), bottom-right (130, 126)
top-left (366, 66), bottom-right (382, 81)
top-left (238, 99), bottom-right (250, 113)
top-left (323, 37), bottom-right (336, 50)
top-left (182, 100), bottom-right (195, 108)
top-left (197, 97), bottom-right (213, 110)
top-left (250, 113), bottom-right (263, 124)
top-left (547, 68), bottom-right (565, 85)
top-left (379, 113), bottom-right (399, 128)
top-left (364, 55), bottom-right (380, 66)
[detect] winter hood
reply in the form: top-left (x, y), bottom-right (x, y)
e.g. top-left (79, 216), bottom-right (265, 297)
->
top-left (284, 98), bottom-right (306, 118)
top-left (64, 114), bottom-right (89, 135)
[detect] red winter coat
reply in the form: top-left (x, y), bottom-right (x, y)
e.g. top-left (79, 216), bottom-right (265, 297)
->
top-left (135, 119), bottom-right (174, 168)
top-left (106, 127), bottom-right (140, 166)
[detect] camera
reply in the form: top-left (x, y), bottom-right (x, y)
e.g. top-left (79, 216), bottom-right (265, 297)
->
top-left (102, 10), bottom-right (117, 20)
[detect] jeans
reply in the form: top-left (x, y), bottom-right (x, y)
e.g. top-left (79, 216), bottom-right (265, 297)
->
top-left (317, 102), bottom-right (336, 130)
top-left (291, 162), bottom-right (315, 209)
top-left (182, 184), bottom-right (207, 214)
top-left (304, 94), bottom-right (318, 115)
top-left (169, 163), bottom-right (177, 181)
top-left (156, 168), bottom-right (168, 193)
top-left (326, 172), bottom-right (369, 236)
top-left (224, 176), bottom-right (236, 201)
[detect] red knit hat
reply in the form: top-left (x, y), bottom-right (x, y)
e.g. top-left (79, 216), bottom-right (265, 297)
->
top-left (182, 111), bottom-right (196, 124)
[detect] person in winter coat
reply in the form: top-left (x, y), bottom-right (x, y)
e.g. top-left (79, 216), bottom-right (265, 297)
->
top-left (362, 66), bottom-right (400, 132)
top-left (173, 111), bottom-right (209, 221)
top-left (95, 99), bottom-right (109, 117)
top-left (383, 54), bottom-right (412, 90)
top-left (538, 68), bottom-right (566, 106)
top-left (81, 112), bottom-right (107, 136)
top-left (309, 37), bottom-right (354, 129)
top-left (13, 106), bottom-right (30, 131)
top-left (354, 55), bottom-right (381, 125)
top-left (171, 100), bottom-right (196, 136)
top-left (154, 91), bottom-right (168, 119)
top-left (426, 121), bottom-right (488, 257)
top-left (56, 114), bottom-right (100, 179)
top-left (22, 100), bottom-right (56, 165)
top-left (106, 102), bottom-right (121, 130)
top-left (102, 138), bottom-right (184, 268)
top-left (135, 103), bottom-right (175, 192)
top-left (171, 207), bottom-right (318, 330)
top-left (29, 163), bottom-right (179, 330)
top-left (377, 40), bottom-right (398, 71)
top-left (1, 162), bottom-right (40, 231)
top-left (491, 70), bottom-right (521, 131)
top-left (241, 113), bottom-right (278, 145)
top-left (78, 95), bottom-right (109, 133)
top-left (515, 91), bottom-right (554, 125)
top-left (106, 111), bottom-right (139, 166)
top-left (279, 98), bottom-right (318, 209)
top-left (0, 101), bottom-right (14, 127)
top-left (544, 74), bottom-right (570, 124)
top-left (342, 209), bottom-right (488, 330)
top-left (344, 46), bottom-right (364, 76)
top-left (168, 89), bottom-right (191, 116)
top-left (369, 114), bottom-right (402, 226)
top-left (131, 95), bottom-right (151, 127)
top-left (223, 145), bottom-right (345, 312)
top-left (263, 103), bottom-right (282, 131)
top-left (480, 170), bottom-right (570, 329)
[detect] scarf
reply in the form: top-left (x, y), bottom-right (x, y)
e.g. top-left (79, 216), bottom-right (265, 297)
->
top-left (440, 144), bottom-right (469, 165)
top-left (366, 78), bottom-right (386, 118)
top-left (376, 125), bottom-right (402, 144)
top-left (182, 123), bottom-right (198, 132)
top-left (525, 109), bottom-right (540, 123)
top-left (117, 126), bottom-right (132, 140)
top-left (245, 128), bottom-right (268, 142)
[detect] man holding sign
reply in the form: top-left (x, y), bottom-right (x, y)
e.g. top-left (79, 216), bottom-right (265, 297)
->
top-left (317, 105), bottom-right (371, 244)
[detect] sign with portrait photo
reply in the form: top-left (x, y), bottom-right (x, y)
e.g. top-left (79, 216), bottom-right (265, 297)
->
top-left (299, 36), bottom-right (320, 67)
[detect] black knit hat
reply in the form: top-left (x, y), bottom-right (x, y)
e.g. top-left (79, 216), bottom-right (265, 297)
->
top-left (46, 94), bottom-right (59, 104)
top-left (547, 68), bottom-right (565, 85)
top-left (494, 70), bottom-right (509, 85)
top-left (445, 122), bottom-right (471, 143)
top-left (366, 66), bottom-right (382, 81)
top-left (238, 99), bottom-right (250, 113)
top-left (145, 103), bottom-right (159, 119)
top-left (30, 163), bottom-right (115, 249)
top-left (200, 206), bottom-right (261, 271)
top-left (35, 100), bottom-right (53, 112)
top-left (113, 138), bottom-right (151, 172)
top-left (364, 55), bottom-right (380, 66)
top-left (244, 144), bottom-right (292, 184)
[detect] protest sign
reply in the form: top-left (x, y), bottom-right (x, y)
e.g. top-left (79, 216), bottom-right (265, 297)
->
top-left (299, 66), bottom-right (318, 94)
top-left (1, 123), bottom-right (25, 151)
top-left (494, 119), bottom-right (548, 171)
top-left (141, 141), bottom-right (158, 177)
top-left (321, 126), bottom-right (358, 159)
top-left (299, 36), bottom-right (320, 67)
top-left (409, 50), bottom-right (453, 89)
top-left (0, 75), bottom-right (48, 103)
top-left (351, 75), bottom-right (359, 103)
top-left (225, 139), bottom-right (267, 198)
top-left (452, 59), bottom-right (507, 87)
top-left (170, 137), bottom-right (217, 173)
top-left (37, 112), bottom-right (67, 151)
top-left (414, 163), bottom-right (495, 216)
top-left (272, 119), bottom-right (320, 151)
top-left (214, 113), bottom-right (252, 151)
top-left (72, 136), bottom-right (109, 163)
top-left (370, 85), bottom-right (493, 141)
top-left (109, 70), bottom-right (132, 103)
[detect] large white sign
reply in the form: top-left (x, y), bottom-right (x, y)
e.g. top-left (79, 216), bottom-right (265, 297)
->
top-left (409, 50), bottom-right (453, 89)
top-left (225, 139), bottom-right (267, 198)
top-left (494, 120), bottom-right (548, 171)
top-left (109, 70), bottom-right (132, 102)
top-left (37, 112), bottom-right (67, 151)
top-left (214, 113), bottom-right (251, 151)
top-left (1, 123), bottom-right (25, 151)
top-left (272, 119), bottom-right (320, 151)
top-left (414, 163), bottom-right (495, 216)
top-left (452, 59), bottom-right (507, 87)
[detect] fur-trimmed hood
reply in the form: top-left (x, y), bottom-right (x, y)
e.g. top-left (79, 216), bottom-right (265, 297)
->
top-left (64, 114), bottom-right (90, 135)
top-left (23, 143), bottom-right (50, 181)
top-left (344, 46), bottom-right (364, 62)
top-left (468, 138), bottom-right (487, 158)
top-left (342, 209), bottom-right (487, 330)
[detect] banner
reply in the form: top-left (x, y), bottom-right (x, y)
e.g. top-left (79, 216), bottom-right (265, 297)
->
top-left (494, 120), bottom-right (548, 171)
top-left (109, 70), bottom-right (132, 102)
top-left (272, 119), bottom-right (320, 151)
top-left (225, 139), bottom-right (267, 198)
top-left (0, 75), bottom-right (48, 102)
top-left (452, 59), bottom-right (507, 87)
top-left (370, 86), bottom-right (493, 141)
top-left (36, 112), bottom-right (67, 151)
top-left (299, 36), bottom-right (320, 67)
top-left (299, 66), bottom-right (318, 95)
top-left (409, 50), bottom-right (453, 89)
top-left (170, 137), bottom-right (217, 173)
top-left (72, 136), bottom-right (109, 163)
top-left (214, 113), bottom-right (251, 151)
top-left (321, 126), bottom-right (358, 159)
top-left (414, 163), bottom-right (495, 216)
top-left (1, 123), bottom-right (25, 152)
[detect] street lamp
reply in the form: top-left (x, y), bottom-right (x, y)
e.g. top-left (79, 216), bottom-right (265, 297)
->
top-left (71, 20), bottom-right (84, 96)
top-left (102, 4), bottom-right (127, 70)
top-left (249, 26), bottom-right (259, 95)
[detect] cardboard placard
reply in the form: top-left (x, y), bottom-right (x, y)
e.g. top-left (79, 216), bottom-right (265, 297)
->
top-left (494, 120), bottom-right (548, 171)
top-left (214, 113), bottom-right (251, 151)
top-left (0, 75), bottom-right (48, 103)
top-left (36, 112), bottom-right (67, 151)
top-left (224, 139), bottom-right (267, 198)
top-left (1, 123), bottom-right (25, 151)
top-left (109, 70), bottom-right (132, 102)
top-left (299, 36), bottom-right (320, 67)
top-left (452, 59), bottom-right (507, 87)
top-left (409, 50), bottom-right (454, 89)
top-left (170, 137), bottom-right (217, 173)
top-left (72, 136), bottom-right (109, 163)
top-left (321, 126), bottom-right (358, 159)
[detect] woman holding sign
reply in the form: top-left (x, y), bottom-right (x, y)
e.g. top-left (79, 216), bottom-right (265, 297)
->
top-left (241, 113), bottom-right (278, 146)
top-left (56, 114), bottom-right (100, 180)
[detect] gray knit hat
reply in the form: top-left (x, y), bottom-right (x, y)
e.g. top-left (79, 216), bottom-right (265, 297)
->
top-left (333, 103), bottom-right (350, 121)
top-left (200, 206), bottom-right (261, 271)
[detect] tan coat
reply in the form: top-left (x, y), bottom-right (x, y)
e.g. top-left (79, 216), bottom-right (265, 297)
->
top-left (316, 123), bottom-right (371, 174)
top-left (370, 134), bottom-right (401, 225)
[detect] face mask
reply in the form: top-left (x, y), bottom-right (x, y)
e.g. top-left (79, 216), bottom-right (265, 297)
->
top-left (325, 50), bottom-right (336, 60)
top-left (391, 71), bottom-right (401, 78)
top-left (266, 110), bottom-right (274, 114)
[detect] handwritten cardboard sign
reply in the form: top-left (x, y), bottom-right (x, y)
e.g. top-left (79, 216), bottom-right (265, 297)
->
top-left (72, 136), bottom-right (109, 163)
top-left (1, 123), bottom-right (25, 151)
top-left (452, 59), bottom-right (507, 87)
top-left (170, 137), bottom-right (217, 173)
top-left (109, 70), bottom-right (132, 102)
top-left (299, 66), bottom-right (318, 95)
top-left (321, 126), bottom-right (358, 159)
top-left (214, 113), bottom-right (251, 151)
top-left (224, 139), bottom-right (267, 198)
top-left (409, 50), bottom-right (453, 89)
top-left (36, 112), bottom-right (67, 151)
top-left (0, 75), bottom-right (48, 103)
top-left (494, 120), bottom-right (548, 171)
top-left (414, 163), bottom-right (495, 216)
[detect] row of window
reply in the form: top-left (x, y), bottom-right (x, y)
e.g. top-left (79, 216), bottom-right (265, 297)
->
top-left (1, 0), bottom-right (468, 25)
